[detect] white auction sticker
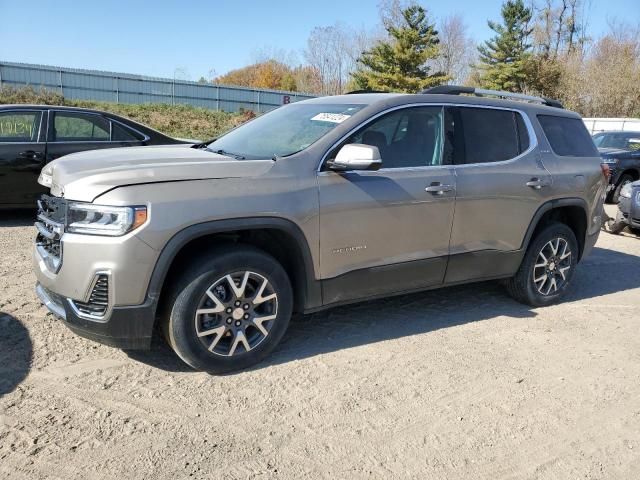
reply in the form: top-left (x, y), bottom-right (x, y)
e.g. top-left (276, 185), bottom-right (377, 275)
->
top-left (310, 113), bottom-right (351, 123)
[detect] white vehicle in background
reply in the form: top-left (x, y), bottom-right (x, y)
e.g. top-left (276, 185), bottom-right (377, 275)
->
top-left (583, 118), bottom-right (640, 134)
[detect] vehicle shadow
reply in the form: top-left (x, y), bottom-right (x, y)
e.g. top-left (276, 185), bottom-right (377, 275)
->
top-left (0, 209), bottom-right (36, 227)
top-left (0, 313), bottom-right (33, 396)
top-left (130, 246), bottom-right (640, 374)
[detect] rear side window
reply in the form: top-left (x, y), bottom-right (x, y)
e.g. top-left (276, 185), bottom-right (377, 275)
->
top-left (537, 115), bottom-right (598, 157)
top-left (455, 107), bottom-right (529, 164)
top-left (111, 122), bottom-right (142, 142)
top-left (53, 112), bottom-right (110, 142)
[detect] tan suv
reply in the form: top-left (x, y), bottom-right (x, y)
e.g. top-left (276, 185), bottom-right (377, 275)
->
top-left (34, 86), bottom-right (607, 372)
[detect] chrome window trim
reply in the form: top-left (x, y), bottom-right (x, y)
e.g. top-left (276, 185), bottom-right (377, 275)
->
top-left (317, 102), bottom-right (539, 173)
top-left (0, 108), bottom-right (44, 143)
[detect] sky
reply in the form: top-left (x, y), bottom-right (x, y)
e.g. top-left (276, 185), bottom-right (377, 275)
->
top-left (1, 0), bottom-right (639, 81)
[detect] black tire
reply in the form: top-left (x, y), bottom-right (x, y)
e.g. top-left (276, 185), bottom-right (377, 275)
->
top-left (162, 245), bottom-right (293, 373)
top-left (505, 222), bottom-right (578, 307)
top-left (607, 174), bottom-right (634, 204)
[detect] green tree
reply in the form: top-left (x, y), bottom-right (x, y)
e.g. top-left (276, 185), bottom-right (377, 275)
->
top-left (351, 5), bottom-right (448, 93)
top-left (477, 0), bottom-right (533, 92)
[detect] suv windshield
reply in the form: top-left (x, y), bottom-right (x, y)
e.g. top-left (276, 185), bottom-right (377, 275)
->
top-left (592, 132), bottom-right (640, 150)
top-left (206, 103), bottom-right (365, 159)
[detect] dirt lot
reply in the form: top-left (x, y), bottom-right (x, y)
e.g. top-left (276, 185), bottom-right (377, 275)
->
top-left (1, 208), bottom-right (639, 480)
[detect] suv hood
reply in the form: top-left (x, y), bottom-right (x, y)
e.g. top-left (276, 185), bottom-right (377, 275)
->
top-left (39, 145), bottom-right (275, 202)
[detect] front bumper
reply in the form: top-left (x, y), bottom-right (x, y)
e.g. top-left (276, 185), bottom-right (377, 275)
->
top-left (33, 195), bottom-right (160, 350)
top-left (617, 192), bottom-right (640, 228)
top-left (36, 283), bottom-right (155, 349)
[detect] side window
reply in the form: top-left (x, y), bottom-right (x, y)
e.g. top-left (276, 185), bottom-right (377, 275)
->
top-left (457, 107), bottom-right (522, 164)
top-left (537, 115), bottom-right (599, 157)
top-left (111, 122), bottom-right (142, 142)
top-left (0, 111), bottom-right (42, 143)
top-left (625, 135), bottom-right (640, 151)
top-left (343, 106), bottom-right (444, 168)
top-left (52, 112), bottom-right (110, 142)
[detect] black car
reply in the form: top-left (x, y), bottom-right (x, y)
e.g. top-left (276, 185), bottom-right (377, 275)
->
top-left (593, 130), bottom-right (640, 203)
top-left (0, 105), bottom-right (187, 208)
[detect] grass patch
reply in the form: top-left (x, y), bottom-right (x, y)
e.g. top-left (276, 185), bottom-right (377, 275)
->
top-left (0, 85), bottom-right (252, 141)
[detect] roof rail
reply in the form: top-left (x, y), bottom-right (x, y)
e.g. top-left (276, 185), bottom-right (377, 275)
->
top-left (422, 85), bottom-right (564, 109)
top-left (345, 89), bottom-right (389, 94)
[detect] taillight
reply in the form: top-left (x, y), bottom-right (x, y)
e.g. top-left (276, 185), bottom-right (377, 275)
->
top-left (601, 163), bottom-right (611, 180)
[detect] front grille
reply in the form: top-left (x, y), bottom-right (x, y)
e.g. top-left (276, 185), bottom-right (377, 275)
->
top-left (73, 274), bottom-right (109, 317)
top-left (35, 194), bottom-right (66, 272)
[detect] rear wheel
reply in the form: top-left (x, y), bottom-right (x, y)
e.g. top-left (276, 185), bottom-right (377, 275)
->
top-left (162, 245), bottom-right (293, 373)
top-left (506, 222), bottom-right (578, 307)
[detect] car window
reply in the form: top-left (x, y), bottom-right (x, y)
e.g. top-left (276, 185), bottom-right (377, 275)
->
top-left (53, 112), bottom-right (110, 142)
top-left (538, 115), bottom-right (598, 157)
top-left (207, 103), bottom-right (366, 159)
top-left (345, 106), bottom-right (444, 168)
top-left (0, 111), bottom-right (42, 143)
top-left (111, 122), bottom-right (141, 142)
top-left (456, 107), bottom-right (523, 164)
top-left (627, 136), bottom-right (640, 151)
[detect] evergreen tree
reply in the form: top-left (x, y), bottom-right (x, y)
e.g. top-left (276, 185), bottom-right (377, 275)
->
top-left (477, 0), bottom-right (533, 92)
top-left (351, 5), bottom-right (448, 93)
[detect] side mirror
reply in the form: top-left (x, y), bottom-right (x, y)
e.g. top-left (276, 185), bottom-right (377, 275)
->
top-left (328, 144), bottom-right (382, 171)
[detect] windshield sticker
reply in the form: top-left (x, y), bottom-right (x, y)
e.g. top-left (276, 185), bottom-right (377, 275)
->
top-left (311, 113), bottom-right (351, 124)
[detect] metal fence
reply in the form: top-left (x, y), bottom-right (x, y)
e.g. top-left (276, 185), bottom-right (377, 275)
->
top-left (0, 61), bottom-right (316, 113)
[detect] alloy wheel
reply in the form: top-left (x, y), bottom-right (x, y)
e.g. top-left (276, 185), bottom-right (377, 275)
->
top-left (194, 271), bottom-right (278, 356)
top-left (532, 237), bottom-right (572, 295)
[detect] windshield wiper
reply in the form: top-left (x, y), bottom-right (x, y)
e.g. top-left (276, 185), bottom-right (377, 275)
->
top-left (210, 148), bottom-right (245, 160)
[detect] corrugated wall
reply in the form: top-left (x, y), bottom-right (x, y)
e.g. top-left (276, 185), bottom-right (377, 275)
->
top-left (0, 61), bottom-right (316, 113)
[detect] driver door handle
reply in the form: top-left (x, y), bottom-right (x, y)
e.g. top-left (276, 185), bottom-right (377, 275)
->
top-left (526, 178), bottom-right (550, 190)
top-left (425, 182), bottom-right (454, 195)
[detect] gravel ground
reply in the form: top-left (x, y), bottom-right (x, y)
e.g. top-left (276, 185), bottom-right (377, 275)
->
top-left (1, 208), bottom-right (639, 480)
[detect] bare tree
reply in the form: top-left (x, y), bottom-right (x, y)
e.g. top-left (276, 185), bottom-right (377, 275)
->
top-left (432, 14), bottom-right (476, 85)
top-left (305, 23), bottom-right (375, 95)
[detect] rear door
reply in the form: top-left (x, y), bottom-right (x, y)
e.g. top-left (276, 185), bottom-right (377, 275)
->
top-left (0, 109), bottom-right (47, 206)
top-left (445, 105), bottom-right (551, 283)
top-left (317, 105), bottom-right (457, 304)
top-left (45, 110), bottom-right (145, 161)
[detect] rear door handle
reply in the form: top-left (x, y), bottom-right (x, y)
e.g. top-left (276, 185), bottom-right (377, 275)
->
top-left (526, 178), bottom-right (550, 190)
top-left (18, 150), bottom-right (44, 160)
top-left (425, 182), bottom-right (454, 195)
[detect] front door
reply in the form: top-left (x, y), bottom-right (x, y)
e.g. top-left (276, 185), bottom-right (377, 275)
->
top-left (317, 105), bottom-right (456, 305)
top-left (0, 109), bottom-right (47, 207)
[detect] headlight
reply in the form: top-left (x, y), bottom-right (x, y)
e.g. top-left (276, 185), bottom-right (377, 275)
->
top-left (619, 182), bottom-right (633, 199)
top-left (38, 164), bottom-right (54, 187)
top-left (66, 203), bottom-right (147, 236)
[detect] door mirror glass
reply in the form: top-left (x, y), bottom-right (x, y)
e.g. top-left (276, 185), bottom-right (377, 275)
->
top-left (328, 144), bottom-right (382, 171)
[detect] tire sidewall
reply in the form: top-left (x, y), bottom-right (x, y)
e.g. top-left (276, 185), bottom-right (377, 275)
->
top-left (168, 247), bottom-right (293, 373)
top-left (520, 223), bottom-right (578, 307)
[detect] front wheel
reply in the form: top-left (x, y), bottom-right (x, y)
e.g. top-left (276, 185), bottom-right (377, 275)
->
top-left (505, 222), bottom-right (578, 307)
top-left (162, 245), bottom-right (293, 373)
